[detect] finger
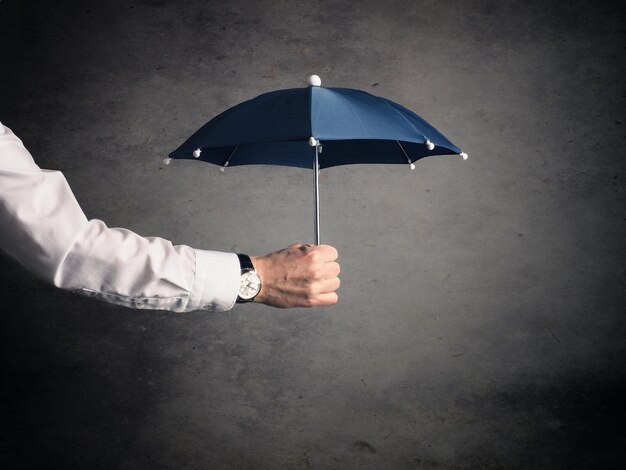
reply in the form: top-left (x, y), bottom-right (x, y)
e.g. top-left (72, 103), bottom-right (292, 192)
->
top-left (316, 276), bottom-right (340, 294)
top-left (314, 292), bottom-right (339, 306)
top-left (319, 261), bottom-right (340, 279)
top-left (312, 244), bottom-right (338, 261)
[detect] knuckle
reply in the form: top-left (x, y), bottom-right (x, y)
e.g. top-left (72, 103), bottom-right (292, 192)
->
top-left (305, 283), bottom-right (318, 298)
top-left (310, 266), bottom-right (323, 280)
top-left (288, 243), bottom-right (308, 256)
top-left (307, 250), bottom-right (322, 263)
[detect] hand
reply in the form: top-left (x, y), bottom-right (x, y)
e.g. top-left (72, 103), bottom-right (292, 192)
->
top-left (251, 244), bottom-right (340, 308)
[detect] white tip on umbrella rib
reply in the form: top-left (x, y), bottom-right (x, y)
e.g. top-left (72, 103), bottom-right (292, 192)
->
top-left (309, 136), bottom-right (318, 146)
top-left (460, 152), bottom-right (468, 160)
top-left (163, 157), bottom-right (172, 165)
top-left (308, 75), bottom-right (321, 87)
top-left (410, 163), bottom-right (416, 170)
top-left (193, 148), bottom-right (202, 158)
top-left (426, 139), bottom-right (435, 150)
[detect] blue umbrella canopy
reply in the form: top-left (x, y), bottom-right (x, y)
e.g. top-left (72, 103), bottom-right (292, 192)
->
top-left (168, 76), bottom-right (467, 243)
top-left (169, 78), bottom-right (466, 169)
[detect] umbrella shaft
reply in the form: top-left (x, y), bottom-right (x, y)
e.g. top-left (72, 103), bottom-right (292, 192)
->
top-left (314, 144), bottom-right (320, 245)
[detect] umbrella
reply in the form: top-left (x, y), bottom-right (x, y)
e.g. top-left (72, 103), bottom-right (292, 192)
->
top-left (166, 75), bottom-right (468, 244)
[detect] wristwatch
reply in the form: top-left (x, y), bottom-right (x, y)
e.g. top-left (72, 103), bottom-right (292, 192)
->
top-left (236, 254), bottom-right (262, 303)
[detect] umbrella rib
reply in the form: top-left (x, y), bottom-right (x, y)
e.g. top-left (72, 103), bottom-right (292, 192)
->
top-left (307, 86), bottom-right (313, 138)
top-left (396, 140), bottom-right (412, 164)
top-left (223, 145), bottom-right (239, 168)
top-left (334, 90), bottom-right (370, 135)
top-left (374, 95), bottom-right (428, 143)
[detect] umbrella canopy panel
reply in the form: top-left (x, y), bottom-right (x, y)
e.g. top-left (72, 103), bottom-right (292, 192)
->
top-left (169, 85), bottom-right (462, 169)
top-left (310, 87), bottom-right (458, 149)
top-left (176, 88), bottom-right (312, 148)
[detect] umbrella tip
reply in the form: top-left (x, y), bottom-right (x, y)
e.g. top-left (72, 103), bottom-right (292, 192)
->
top-left (460, 152), bottom-right (469, 160)
top-left (410, 163), bottom-right (416, 170)
top-left (426, 139), bottom-right (435, 151)
top-left (308, 75), bottom-right (321, 87)
top-left (193, 148), bottom-right (202, 158)
top-left (309, 136), bottom-right (318, 146)
top-left (163, 157), bottom-right (172, 165)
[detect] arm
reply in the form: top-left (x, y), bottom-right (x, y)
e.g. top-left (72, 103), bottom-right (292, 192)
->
top-left (0, 123), bottom-right (340, 311)
top-left (0, 123), bottom-right (240, 312)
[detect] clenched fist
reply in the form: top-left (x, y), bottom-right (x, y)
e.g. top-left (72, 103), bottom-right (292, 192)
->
top-left (251, 244), bottom-right (340, 308)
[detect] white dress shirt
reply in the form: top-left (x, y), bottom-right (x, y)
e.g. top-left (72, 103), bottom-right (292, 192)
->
top-left (0, 123), bottom-right (240, 312)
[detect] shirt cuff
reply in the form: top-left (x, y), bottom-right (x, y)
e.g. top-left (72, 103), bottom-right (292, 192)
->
top-left (187, 249), bottom-right (240, 312)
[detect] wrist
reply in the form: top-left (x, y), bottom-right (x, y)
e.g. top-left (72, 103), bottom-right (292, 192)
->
top-left (236, 254), bottom-right (262, 303)
top-left (250, 255), bottom-right (268, 303)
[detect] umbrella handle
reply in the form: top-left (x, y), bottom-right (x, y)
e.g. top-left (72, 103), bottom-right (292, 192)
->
top-left (314, 142), bottom-right (320, 245)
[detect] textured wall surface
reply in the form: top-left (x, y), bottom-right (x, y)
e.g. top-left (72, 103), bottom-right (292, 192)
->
top-left (1, 1), bottom-right (625, 468)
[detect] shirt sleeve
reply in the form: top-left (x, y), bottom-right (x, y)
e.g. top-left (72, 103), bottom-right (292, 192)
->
top-left (0, 123), bottom-right (240, 312)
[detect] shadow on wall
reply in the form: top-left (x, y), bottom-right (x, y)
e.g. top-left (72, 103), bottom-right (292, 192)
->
top-left (453, 374), bottom-right (626, 468)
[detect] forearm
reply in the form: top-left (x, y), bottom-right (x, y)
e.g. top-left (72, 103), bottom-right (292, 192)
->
top-left (0, 123), bottom-right (240, 312)
top-left (53, 219), bottom-right (240, 312)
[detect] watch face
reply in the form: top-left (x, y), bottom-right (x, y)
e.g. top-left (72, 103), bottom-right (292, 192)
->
top-left (239, 271), bottom-right (261, 300)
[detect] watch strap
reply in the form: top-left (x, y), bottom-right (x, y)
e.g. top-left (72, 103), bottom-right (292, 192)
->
top-left (236, 253), bottom-right (254, 273)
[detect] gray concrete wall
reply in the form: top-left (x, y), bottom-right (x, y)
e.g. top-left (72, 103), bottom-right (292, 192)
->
top-left (1, 0), bottom-right (624, 468)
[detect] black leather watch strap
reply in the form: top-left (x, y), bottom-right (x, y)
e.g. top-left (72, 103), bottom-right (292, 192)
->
top-left (236, 253), bottom-right (254, 273)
